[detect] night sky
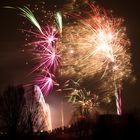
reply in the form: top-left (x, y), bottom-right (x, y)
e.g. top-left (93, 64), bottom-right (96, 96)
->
top-left (0, 0), bottom-right (140, 122)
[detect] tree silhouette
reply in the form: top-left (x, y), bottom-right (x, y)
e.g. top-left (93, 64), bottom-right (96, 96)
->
top-left (0, 85), bottom-right (25, 135)
top-left (0, 85), bottom-right (51, 135)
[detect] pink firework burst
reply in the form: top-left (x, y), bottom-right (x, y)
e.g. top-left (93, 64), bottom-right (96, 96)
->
top-left (23, 25), bottom-right (60, 95)
top-left (33, 47), bottom-right (60, 73)
top-left (35, 75), bottom-right (55, 96)
top-left (25, 26), bottom-right (58, 49)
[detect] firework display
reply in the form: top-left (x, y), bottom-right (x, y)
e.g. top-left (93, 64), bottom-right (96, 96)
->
top-left (57, 3), bottom-right (132, 114)
top-left (8, 1), bottom-right (133, 115)
top-left (67, 81), bottom-right (99, 116)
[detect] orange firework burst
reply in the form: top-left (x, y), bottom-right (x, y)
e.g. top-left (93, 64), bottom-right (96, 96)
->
top-left (57, 3), bottom-right (132, 83)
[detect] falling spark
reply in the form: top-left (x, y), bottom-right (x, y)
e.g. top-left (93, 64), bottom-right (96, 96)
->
top-left (18, 6), bottom-right (43, 33)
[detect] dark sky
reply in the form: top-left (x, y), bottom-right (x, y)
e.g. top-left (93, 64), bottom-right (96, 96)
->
top-left (0, 0), bottom-right (140, 116)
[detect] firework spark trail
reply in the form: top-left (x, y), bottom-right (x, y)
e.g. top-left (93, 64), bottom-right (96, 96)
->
top-left (55, 12), bottom-right (63, 34)
top-left (114, 81), bottom-right (122, 115)
top-left (18, 6), bottom-right (43, 34)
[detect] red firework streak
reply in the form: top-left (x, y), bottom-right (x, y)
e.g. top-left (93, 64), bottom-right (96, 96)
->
top-left (117, 83), bottom-right (122, 115)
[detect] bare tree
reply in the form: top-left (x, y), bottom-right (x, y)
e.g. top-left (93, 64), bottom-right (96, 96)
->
top-left (0, 85), bottom-right (25, 135)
